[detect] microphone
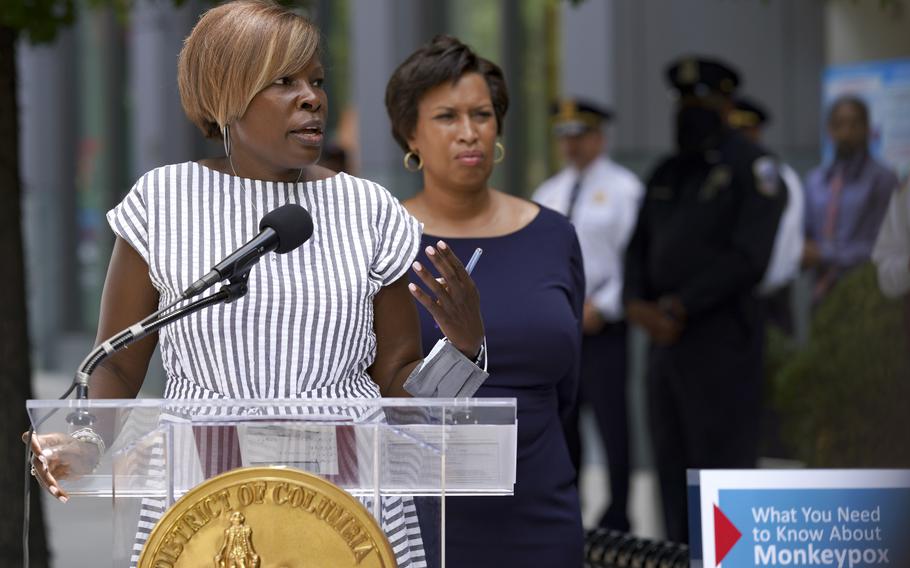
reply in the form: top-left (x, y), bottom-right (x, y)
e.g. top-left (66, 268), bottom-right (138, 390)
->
top-left (181, 204), bottom-right (314, 299)
top-left (70, 204), bottom-right (313, 405)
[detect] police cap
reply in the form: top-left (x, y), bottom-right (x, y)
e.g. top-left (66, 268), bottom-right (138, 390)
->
top-left (665, 56), bottom-right (740, 97)
top-left (731, 97), bottom-right (770, 131)
top-left (551, 98), bottom-right (613, 137)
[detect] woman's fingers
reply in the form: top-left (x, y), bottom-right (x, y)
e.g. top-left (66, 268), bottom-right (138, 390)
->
top-left (408, 282), bottom-right (442, 319)
top-left (23, 432), bottom-right (78, 503)
top-left (24, 430), bottom-right (45, 457)
top-left (413, 241), bottom-right (474, 298)
top-left (426, 242), bottom-right (480, 306)
top-left (29, 433), bottom-right (67, 468)
top-left (411, 260), bottom-right (453, 310)
top-left (30, 452), bottom-right (68, 502)
top-left (44, 472), bottom-right (68, 502)
top-left (26, 432), bottom-right (69, 451)
top-left (426, 242), bottom-right (465, 287)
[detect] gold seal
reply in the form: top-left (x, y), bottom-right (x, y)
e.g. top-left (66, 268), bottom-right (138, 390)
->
top-left (137, 467), bottom-right (397, 568)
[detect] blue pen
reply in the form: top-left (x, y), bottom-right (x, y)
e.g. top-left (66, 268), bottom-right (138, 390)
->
top-left (465, 247), bottom-right (483, 275)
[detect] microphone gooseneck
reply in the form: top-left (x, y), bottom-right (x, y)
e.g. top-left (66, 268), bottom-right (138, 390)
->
top-left (181, 203), bottom-right (314, 299)
top-left (71, 204), bottom-right (314, 405)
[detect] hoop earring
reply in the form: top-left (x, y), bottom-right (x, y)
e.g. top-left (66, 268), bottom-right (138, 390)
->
top-left (403, 151), bottom-right (423, 172)
top-left (494, 141), bottom-right (506, 164)
top-left (222, 124), bottom-right (232, 158)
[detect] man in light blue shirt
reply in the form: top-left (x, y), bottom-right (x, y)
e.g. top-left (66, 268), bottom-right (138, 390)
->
top-left (803, 95), bottom-right (899, 303)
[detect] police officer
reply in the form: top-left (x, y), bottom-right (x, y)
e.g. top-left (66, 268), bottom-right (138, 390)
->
top-left (729, 96), bottom-right (805, 333)
top-left (534, 98), bottom-right (643, 531)
top-left (623, 57), bottom-right (786, 543)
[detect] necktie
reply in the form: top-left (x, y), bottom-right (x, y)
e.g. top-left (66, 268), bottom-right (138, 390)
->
top-left (814, 167), bottom-right (845, 302)
top-left (565, 175), bottom-right (584, 222)
top-left (822, 168), bottom-right (844, 241)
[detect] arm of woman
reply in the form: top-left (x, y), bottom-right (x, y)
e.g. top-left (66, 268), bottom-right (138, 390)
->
top-left (25, 237), bottom-right (159, 501)
top-left (88, 236), bottom-right (161, 398)
top-left (369, 276), bottom-right (424, 397)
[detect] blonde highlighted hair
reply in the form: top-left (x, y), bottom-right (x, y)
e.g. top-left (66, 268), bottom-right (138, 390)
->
top-left (178, 0), bottom-right (320, 139)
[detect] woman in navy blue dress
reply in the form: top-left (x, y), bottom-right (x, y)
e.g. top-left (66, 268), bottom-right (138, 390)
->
top-left (386, 35), bottom-right (585, 567)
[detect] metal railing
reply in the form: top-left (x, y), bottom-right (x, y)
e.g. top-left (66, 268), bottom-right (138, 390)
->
top-left (584, 529), bottom-right (690, 568)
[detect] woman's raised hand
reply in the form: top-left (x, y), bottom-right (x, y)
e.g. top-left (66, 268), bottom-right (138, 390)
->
top-left (408, 241), bottom-right (485, 359)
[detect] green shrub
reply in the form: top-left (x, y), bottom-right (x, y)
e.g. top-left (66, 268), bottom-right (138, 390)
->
top-left (774, 264), bottom-right (910, 467)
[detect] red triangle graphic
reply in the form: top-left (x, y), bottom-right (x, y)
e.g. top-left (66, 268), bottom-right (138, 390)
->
top-left (714, 504), bottom-right (742, 565)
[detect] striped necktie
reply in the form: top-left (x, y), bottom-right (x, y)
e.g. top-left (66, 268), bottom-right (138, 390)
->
top-left (822, 167), bottom-right (845, 241)
top-left (813, 167), bottom-right (846, 302)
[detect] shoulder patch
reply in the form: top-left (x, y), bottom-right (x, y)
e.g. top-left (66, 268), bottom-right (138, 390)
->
top-left (753, 156), bottom-right (780, 197)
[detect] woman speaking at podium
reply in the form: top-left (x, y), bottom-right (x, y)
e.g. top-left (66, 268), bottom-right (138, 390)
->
top-left (386, 35), bottom-right (585, 567)
top-left (24, 2), bottom-right (486, 566)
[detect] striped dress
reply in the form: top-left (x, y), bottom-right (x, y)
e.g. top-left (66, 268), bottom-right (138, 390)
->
top-left (107, 161), bottom-right (426, 567)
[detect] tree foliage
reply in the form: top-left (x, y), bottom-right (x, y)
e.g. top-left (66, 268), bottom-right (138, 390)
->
top-left (0, 0), bottom-right (75, 43)
top-left (1, 0), bottom-right (314, 44)
top-left (0, 0), bottom-right (169, 43)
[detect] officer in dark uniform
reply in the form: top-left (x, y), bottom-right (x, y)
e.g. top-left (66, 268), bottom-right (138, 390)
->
top-left (623, 57), bottom-right (786, 543)
top-left (729, 96), bottom-right (806, 334)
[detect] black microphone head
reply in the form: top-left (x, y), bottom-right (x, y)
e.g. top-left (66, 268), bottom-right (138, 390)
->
top-left (259, 204), bottom-right (314, 254)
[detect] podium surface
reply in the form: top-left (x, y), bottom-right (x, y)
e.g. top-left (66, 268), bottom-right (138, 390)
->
top-left (27, 397), bottom-right (517, 566)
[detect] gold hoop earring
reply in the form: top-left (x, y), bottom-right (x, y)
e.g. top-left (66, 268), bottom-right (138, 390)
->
top-left (404, 151), bottom-right (423, 172)
top-left (494, 141), bottom-right (505, 164)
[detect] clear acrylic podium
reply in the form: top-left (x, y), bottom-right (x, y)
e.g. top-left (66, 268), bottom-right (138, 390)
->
top-left (27, 397), bottom-right (517, 566)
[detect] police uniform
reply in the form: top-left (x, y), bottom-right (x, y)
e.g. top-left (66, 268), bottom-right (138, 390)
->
top-left (534, 99), bottom-right (643, 531)
top-left (623, 58), bottom-right (786, 543)
top-left (730, 97), bottom-right (806, 297)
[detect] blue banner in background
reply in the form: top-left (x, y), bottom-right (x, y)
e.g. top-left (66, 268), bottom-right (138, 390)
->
top-left (689, 470), bottom-right (910, 568)
top-left (718, 488), bottom-right (910, 567)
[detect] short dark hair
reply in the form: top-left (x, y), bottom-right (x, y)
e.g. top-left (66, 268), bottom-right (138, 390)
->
top-left (827, 95), bottom-right (869, 126)
top-left (385, 35), bottom-right (509, 153)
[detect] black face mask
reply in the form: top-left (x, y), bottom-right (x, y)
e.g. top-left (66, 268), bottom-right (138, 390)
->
top-left (675, 105), bottom-right (724, 154)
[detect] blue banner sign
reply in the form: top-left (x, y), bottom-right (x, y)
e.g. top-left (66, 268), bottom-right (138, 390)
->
top-left (688, 470), bottom-right (910, 568)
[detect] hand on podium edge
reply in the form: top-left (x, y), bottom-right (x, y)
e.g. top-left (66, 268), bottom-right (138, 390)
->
top-left (22, 430), bottom-right (102, 503)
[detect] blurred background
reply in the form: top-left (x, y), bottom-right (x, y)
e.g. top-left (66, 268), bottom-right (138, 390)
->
top-left (3, 0), bottom-right (910, 565)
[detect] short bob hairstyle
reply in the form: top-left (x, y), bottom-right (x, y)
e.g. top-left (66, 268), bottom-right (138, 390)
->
top-left (178, 0), bottom-right (320, 139)
top-left (385, 35), bottom-right (509, 153)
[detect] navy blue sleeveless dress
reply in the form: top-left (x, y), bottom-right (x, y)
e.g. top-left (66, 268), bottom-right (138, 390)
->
top-left (412, 206), bottom-right (585, 567)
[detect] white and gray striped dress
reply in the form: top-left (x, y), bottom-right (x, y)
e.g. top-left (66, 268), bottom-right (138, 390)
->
top-left (107, 161), bottom-right (426, 567)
